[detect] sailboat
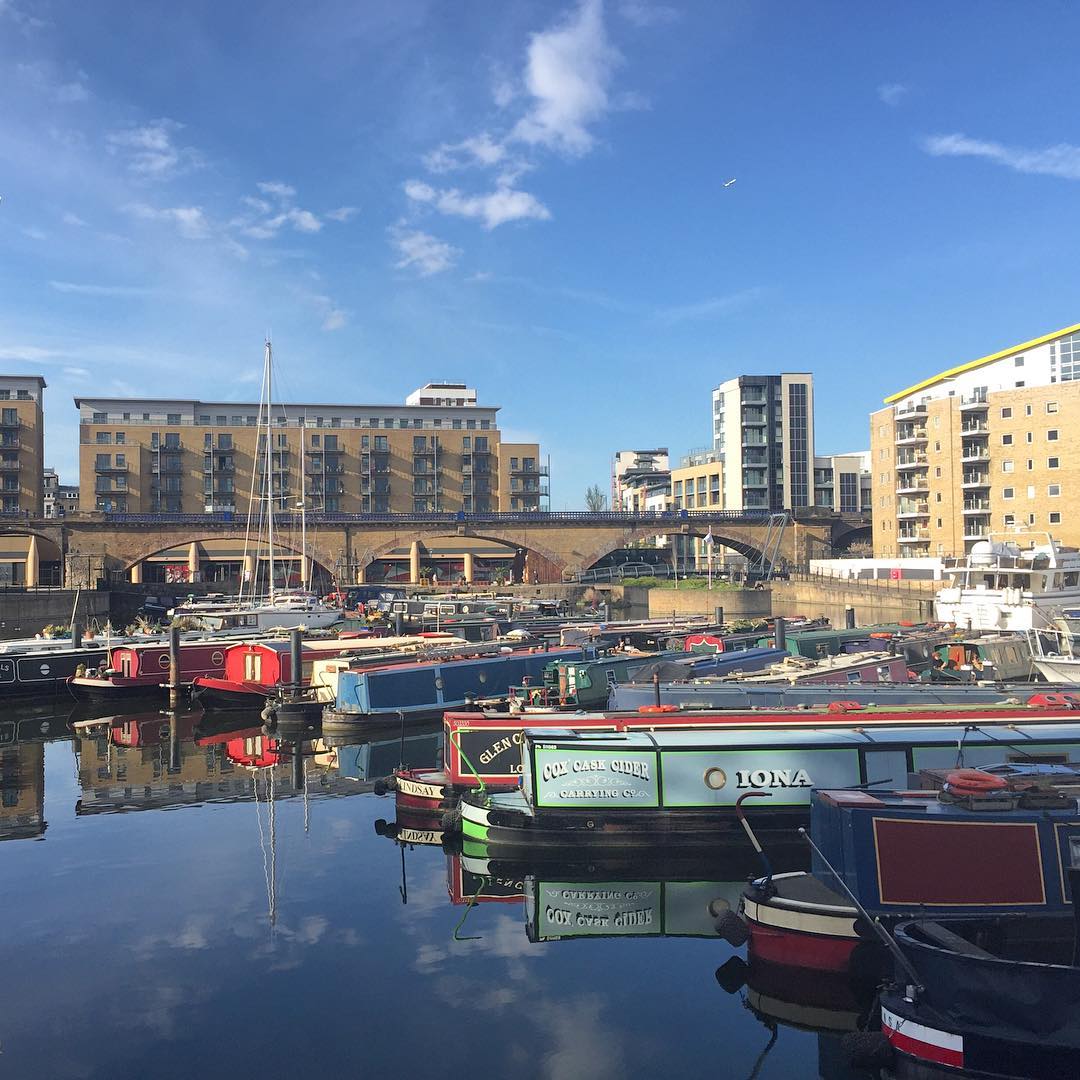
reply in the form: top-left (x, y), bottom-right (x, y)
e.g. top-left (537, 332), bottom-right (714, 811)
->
top-left (175, 341), bottom-right (340, 633)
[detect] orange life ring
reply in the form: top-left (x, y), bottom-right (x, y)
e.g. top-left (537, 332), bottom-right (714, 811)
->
top-left (869, 632), bottom-right (893, 639)
top-left (945, 768), bottom-right (1008, 794)
top-left (640, 704), bottom-right (678, 714)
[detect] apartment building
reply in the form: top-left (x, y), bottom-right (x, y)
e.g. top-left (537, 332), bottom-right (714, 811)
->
top-left (612, 448), bottom-right (669, 508)
top-left (813, 452), bottom-right (872, 513)
top-left (0, 376), bottom-right (46, 516)
top-left (75, 382), bottom-right (548, 515)
top-left (42, 468), bottom-right (79, 518)
top-left (871, 322), bottom-right (1080, 557)
top-left (669, 449), bottom-right (723, 569)
top-left (711, 374), bottom-right (814, 510)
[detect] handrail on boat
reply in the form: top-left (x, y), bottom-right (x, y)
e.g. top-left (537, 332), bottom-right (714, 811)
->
top-left (447, 727), bottom-right (487, 794)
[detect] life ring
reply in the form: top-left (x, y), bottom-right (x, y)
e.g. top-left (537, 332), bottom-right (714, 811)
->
top-left (640, 704), bottom-right (678, 713)
top-left (869, 632), bottom-right (893, 639)
top-left (945, 768), bottom-right (1008, 795)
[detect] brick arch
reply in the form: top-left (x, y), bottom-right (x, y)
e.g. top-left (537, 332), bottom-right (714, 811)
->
top-left (576, 526), bottom-right (768, 574)
top-left (123, 534), bottom-right (337, 577)
top-left (358, 529), bottom-right (567, 577)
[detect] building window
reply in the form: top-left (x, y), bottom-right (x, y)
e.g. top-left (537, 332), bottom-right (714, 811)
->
top-left (115, 432), bottom-right (125, 445)
top-left (1014, 356), bottom-right (1024, 367)
top-left (96, 432), bottom-right (111, 444)
top-left (1002, 460), bottom-right (1014, 472)
top-left (1003, 487), bottom-right (1014, 499)
top-left (1049, 457), bottom-right (1060, 469)
top-left (1001, 407), bottom-right (1012, 419)
top-left (1004, 514), bottom-right (1015, 527)
top-left (167, 413), bottom-right (181, 424)
top-left (935, 492), bottom-right (942, 502)
top-left (1049, 485), bottom-right (1061, 497)
top-left (93, 411), bottom-right (107, 423)
top-left (1048, 429), bottom-right (1059, 441)
top-left (1026, 432), bottom-right (1033, 444)
top-left (936, 518), bottom-right (942, 528)
top-left (218, 434), bottom-right (232, 450)
top-left (1001, 434), bottom-right (1013, 445)
top-left (1047, 402), bottom-right (1059, 413)
top-left (1050, 511), bottom-right (1062, 525)
top-left (934, 467), bottom-right (941, 477)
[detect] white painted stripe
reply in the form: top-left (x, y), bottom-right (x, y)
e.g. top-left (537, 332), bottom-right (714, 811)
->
top-left (882, 1007), bottom-right (963, 1052)
top-left (743, 897), bottom-right (859, 939)
top-left (461, 802), bottom-right (491, 826)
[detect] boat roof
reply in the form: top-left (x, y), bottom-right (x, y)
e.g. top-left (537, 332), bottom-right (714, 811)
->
top-left (521, 720), bottom-right (1080, 748)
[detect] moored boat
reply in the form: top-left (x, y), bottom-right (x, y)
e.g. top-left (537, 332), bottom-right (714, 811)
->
top-left (457, 716), bottom-right (1080, 851)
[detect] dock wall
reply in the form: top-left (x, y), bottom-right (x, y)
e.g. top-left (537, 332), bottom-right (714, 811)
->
top-left (769, 575), bottom-right (937, 628)
top-left (0, 589), bottom-right (111, 640)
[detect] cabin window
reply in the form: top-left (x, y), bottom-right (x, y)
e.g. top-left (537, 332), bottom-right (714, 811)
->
top-left (1009, 752), bottom-right (1067, 765)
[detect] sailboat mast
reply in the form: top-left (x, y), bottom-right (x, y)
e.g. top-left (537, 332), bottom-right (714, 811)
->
top-left (300, 423), bottom-right (308, 591)
top-left (264, 340), bottom-right (276, 602)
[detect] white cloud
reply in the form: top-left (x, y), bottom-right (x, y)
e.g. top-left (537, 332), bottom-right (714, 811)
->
top-left (922, 133), bottom-right (1080, 180)
top-left (106, 119), bottom-right (201, 179)
top-left (492, 66), bottom-right (518, 109)
top-left (510, 0), bottom-right (621, 156)
top-left (50, 280), bottom-right (151, 297)
top-left (61, 211), bottom-right (87, 227)
top-left (322, 309), bottom-right (347, 331)
top-left (126, 202), bottom-right (211, 239)
top-left (326, 206), bottom-right (359, 222)
top-left (20, 226), bottom-right (47, 241)
top-left (257, 180), bottom-right (297, 199)
top-left (877, 83), bottom-right (908, 106)
top-left (390, 226), bottom-right (460, 276)
top-left (424, 133), bottom-right (507, 173)
top-left (655, 286), bottom-right (764, 323)
top-left (16, 61), bottom-right (89, 103)
top-left (0, 345), bottom-right (62, 362)
top-left (62, 366), bottom-right (91, 379)
top-left (405, 179), bottom-right (551, 229)
top-left (618, 0), bottom-right (679, 27)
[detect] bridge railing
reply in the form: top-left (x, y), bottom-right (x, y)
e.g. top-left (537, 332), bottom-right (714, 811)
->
top-left (58, 509), bottom-right (785, 527)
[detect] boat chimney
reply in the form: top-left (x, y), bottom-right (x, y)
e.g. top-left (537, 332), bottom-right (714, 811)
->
top-left (774, 617), bottom-right (787, 653)
top-left (72, 622), bottom-right (82, 650)
top-left (845, 606), bottom-right (856, 630)
top-left (289, 629), bottom-right (303, 701)
top-left (168, 623), bottom-right (181, 709)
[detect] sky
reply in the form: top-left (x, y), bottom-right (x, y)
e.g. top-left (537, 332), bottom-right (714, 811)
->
top-left (3, 1), bottom-right (1080, 500)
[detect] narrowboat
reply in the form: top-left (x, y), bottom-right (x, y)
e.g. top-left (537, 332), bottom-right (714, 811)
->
top-left (191, 633), bottom-right (467, 709)
top-left (458, 716), bottom-right (1080, 850)
top-left (397, 696), bottom-right (1080, 815)
top-left (526, 645), bottom-right (788, 712)
top-left (0, 638), bottom-right (111, 698)
top-left (608, 680), bottom-right (1054, 712)
top-left (878, 911), bottom-right (1080, 1078)
top-left (323, 645), bottom-right (586, 724)
top-left (740, 768), bottom-right (1080, 976)
top-left (447, 852), bottom-right (525, 906)
top-left (932, 633), bottom-right (1035, 681)
top-left (66, 639), bottom-right (237, 703)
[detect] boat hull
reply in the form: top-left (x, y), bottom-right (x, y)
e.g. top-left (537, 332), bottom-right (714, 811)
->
top-left (190, 677), bottom-right (266, 710)
top-left (66, 677), bottom-right (165, 705)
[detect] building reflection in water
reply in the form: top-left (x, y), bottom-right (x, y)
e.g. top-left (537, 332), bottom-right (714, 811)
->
top-left (0, 712), bottom-right (71, 842)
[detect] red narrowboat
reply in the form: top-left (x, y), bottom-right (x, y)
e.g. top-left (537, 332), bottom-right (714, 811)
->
top-left (67, 640), bottom-right (235, 703)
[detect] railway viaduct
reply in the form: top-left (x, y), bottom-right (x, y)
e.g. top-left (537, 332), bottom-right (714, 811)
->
top-left (1, 509), bottom-right (871, 587)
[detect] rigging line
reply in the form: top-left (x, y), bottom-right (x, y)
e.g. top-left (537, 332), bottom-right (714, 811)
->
top-left (253, 772), bottom-right (273, 933)
top-left (967, 724), bottom-right (1044, 763)
top-left (240, 343), bottom-right (269, 606)
top-left (268, 764), bottom-right (277, 928)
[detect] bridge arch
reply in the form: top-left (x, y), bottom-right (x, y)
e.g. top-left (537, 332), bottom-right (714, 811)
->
top-left (358, 529), bottom-right (566, 585)
top-left (125, 535), bottom-right (336, 590)
top-left (0, 527), bottom-right (64, 586)
top-left (577, 525), bottom-right (769, 577)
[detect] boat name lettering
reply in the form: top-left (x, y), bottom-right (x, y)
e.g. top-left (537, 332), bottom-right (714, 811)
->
top-left (478, 732), bottom-right (524, 765)
top-left (540, 758), bottom-right (650, 782)
top-left (734, 767), bottom-right (813, 790)
top-left (544, 906), bottom-right (653, 929)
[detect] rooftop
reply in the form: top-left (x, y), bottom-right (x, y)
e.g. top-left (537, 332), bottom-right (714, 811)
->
top-left (884, 321), bottom-right (1080, 404)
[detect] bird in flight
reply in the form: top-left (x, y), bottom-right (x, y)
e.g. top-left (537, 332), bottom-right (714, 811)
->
top-left (723, 179), bottom-right (737, 188)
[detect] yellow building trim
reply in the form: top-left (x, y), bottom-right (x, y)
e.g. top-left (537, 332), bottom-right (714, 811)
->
top-left (884, 322), bottom-right (1080, 404)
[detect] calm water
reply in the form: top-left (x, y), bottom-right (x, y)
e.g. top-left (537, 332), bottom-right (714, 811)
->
top-left (0, 703), bottom-right (876, 1080)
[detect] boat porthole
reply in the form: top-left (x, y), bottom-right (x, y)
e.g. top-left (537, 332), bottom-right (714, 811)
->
top-left (39, 664), bottom-right (50, 676)
top-left (708, 898), bottom-right (731, 918)
top-left (704, 767), bottom-right (727, 790)
top-left (586, 819), bottom-right (595, 829)
top-left (212, 651), bottom-right (224, 665)
top-left (159, 654), bottom-right (170, 669)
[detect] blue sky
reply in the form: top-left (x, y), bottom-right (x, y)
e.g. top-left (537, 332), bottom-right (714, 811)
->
top-left (3, 1), bottom-right (1080, 499)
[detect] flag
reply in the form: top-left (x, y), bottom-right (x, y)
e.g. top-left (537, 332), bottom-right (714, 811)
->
top-left (704, 528), bottom-right (714, 546)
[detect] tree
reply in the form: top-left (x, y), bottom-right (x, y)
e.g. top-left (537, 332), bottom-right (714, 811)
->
top-left (585, 484), bottom-right (608, 512)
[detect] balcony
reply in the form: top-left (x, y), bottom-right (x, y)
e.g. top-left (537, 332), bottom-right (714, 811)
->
top-left (896, 475), bottom-right (929, 494)
top-left (964, 526), bottom-right (991, 540)
top-left (158, 461), bottom-right (184, 474)
top-left (961, 472), bottom-right (990, 488)
top-left (893, 402), bottom-right (927, 419)
top-left (154, 440), bottom-right (183, 451)
top-left (412, 463), bottom-right (439, 475)
top-left (963, 500), bottom-right (991, 513)
top-left (960, 446), bottom-right (990, 463)
top-left (0, 461), bottom-right (18, 472)
top-left (895, 452), bottom-right (927, 469)
top-left (960, 392), bottom-right (989, 410)
top-left (0, 417), bottom-right (21, 431)
top-left (94, 463), bottom-right (129, 474)
top-left (510, 464), bottom-right (549, 476)
top-left (961, 421), bottom-right (989, 434)
top-left (895, 425), bottom-right (928, 444)
top-left (897, 502), bottom-right (930, 518)
top-left (742, 436), bottom-right (768, 447)
top-left (741, 411), bottom-right (768, 425)
top-left (898, 529), bottom-right (930, 543)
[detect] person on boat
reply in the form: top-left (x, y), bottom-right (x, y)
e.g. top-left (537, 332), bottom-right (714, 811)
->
top-left (74, 662), bottom-right (86, 679)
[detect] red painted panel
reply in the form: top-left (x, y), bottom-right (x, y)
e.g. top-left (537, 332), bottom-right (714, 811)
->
top-left (874, 818), bottom-right (1045, 905)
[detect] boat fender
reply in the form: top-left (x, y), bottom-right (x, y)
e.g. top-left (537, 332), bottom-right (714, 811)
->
top-left (842, 1031), bottom-right (893, 1071)
top-left (827, 700), bottom-right (864, 713)
top-left (944, 768), bottom-right (1008, 794)
top-left (714, 956), bottom-right (749, 994)
top-left (440, 807), bottom-right (462, 832)
top-left (372, 775), bottom-right (397, 796)
top-left (639, 704), bottom-right (678, 713)
top-left (713, 910), bottom-right (750, 947)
